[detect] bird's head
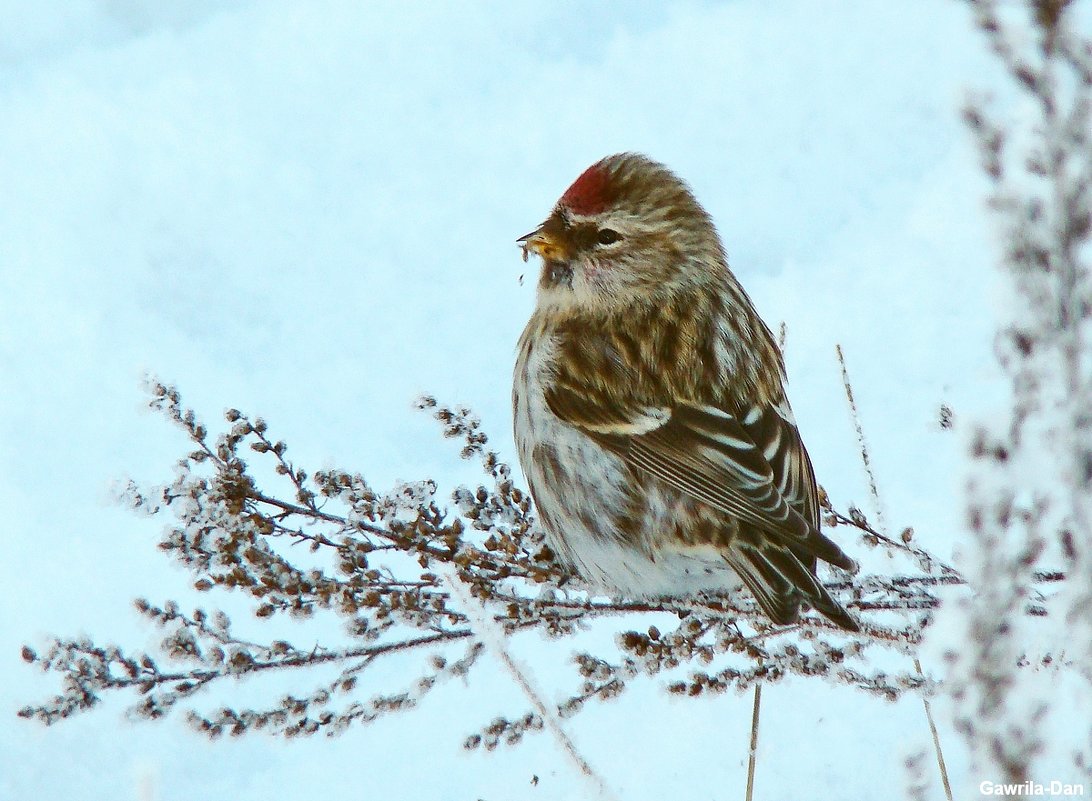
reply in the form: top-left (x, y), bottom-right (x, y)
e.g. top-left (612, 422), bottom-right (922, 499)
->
top-left (519, 153), bottom-right (726, 315)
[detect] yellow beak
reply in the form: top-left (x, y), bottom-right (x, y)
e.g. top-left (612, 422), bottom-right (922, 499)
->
top-left (517, 227), bottom-right (569, 264)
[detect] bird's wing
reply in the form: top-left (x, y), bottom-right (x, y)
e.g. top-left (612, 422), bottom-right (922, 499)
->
top-left (546, 385), bottom-right (851, 567)
top-left (545, 384), bottom-right (859, 629)
top-left (736, 396), bottom-right (821, 534)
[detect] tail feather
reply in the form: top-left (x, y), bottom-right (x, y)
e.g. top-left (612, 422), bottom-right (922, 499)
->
top-left (730, 540), bottom-right (859, 632)
top-left (725, 550), bottom-right (800, 626)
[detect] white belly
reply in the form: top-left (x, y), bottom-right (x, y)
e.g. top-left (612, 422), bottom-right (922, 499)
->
top-left (513, 332), bottom-right (743, 600)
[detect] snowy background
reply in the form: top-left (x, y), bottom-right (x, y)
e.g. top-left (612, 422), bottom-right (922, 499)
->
top-left (2, 1), bottom-right (1082, 799)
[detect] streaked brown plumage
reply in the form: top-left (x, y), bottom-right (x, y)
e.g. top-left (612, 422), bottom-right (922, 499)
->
top-left (513, 153), bottom-right (859, 630)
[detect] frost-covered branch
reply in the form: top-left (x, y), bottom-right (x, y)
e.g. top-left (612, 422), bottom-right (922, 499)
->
top-left (17, 378), bottom-right (1069, 752)
top-left (950, 0), bottom-right (1092, 784)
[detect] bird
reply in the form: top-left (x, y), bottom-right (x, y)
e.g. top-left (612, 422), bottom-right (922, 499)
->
top-left (512, 153), bottom-right (859, 631)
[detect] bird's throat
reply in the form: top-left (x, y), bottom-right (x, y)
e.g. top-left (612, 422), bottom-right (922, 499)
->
top-left (543, 260), bottom-right (574, 289)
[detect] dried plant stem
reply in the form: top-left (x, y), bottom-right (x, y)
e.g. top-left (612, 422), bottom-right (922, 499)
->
top-left (836, 344), bottom-right (954, 801)
top-left (835, 344), bottom-right (887, 533)
top-left (745, 682), bottom-right (762, 801)
top-left (915, 656), bottom-right (953, 801)
top-left (442, 572), bottom-right (621, 801)
top-left (22, 382), bottom-right (997, 763)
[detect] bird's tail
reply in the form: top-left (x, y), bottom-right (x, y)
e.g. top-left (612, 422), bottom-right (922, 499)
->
top-left (726, 539), bottom-right (859, 631)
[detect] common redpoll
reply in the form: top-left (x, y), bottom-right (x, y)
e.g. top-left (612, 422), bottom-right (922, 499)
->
top-left (513, 153), bottom-right (859, 630)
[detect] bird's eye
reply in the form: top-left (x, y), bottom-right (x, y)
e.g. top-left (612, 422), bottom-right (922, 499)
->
top-left (595, 228), bottom-right (622, 246)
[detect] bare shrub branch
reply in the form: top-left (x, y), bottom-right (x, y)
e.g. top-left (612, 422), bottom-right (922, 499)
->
top-left (18, 376), bottom-right (1069, 754)
top-left (951, 0), bottom-right (1092, 785)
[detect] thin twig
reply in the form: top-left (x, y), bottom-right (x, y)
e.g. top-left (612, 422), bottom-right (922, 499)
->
top-left (836, 344), bottom-right (954, 801)
top-left (745, 682), bottom-right (762, 801)
top-left (835, 344), bottom-right (887, 534)
top-left (916, 656), bottom-right (954, 801)
top-left (442, 571), bottom-right (621, 801)
top-left (823, 506), bottom-right (963, 578)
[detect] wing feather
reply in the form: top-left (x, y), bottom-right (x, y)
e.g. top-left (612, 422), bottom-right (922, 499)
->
top-left (548, 388), bottom-right (854, 570)
top-left (545, 382), bottom-right (859, 630)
